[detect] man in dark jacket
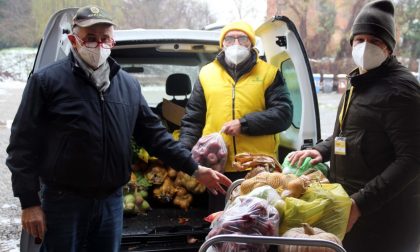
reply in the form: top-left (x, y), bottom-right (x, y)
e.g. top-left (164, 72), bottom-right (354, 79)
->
top-left (5, 6), bottom-right (231, 252)
top-left (180, 20), bottom-right (293, 212)
top-left (288, 1), bottom-right (420, 251)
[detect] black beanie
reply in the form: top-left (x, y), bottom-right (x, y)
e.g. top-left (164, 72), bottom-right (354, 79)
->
top-left (350, 0), bottom-right (396, 52)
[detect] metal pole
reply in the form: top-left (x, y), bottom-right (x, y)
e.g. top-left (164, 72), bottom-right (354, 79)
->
top-left (199, 234), bottom-right (347, 252)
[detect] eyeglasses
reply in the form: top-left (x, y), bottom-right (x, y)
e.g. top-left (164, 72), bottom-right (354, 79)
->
top-left (224, 36), bottom-right (250, 45)
top-left (74, 34), bottom-right (115, 49)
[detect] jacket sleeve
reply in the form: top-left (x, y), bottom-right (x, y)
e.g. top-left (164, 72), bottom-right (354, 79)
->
top-left (240, 71), bottom-right (293, 135)
top-left (312, 136), bottom-right (333, 162)
top-left (132, 87), bottom-right (198, 176)
top-left (6, 73), bottom-right (46, 209)
top-left (352, 85), bottom-right (420, 215)
top-left (179, 79), bottom-right (206, 150)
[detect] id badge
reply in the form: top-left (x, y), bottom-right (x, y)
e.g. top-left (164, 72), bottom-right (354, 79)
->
top-left (334, 137), bottom-right (346, 155)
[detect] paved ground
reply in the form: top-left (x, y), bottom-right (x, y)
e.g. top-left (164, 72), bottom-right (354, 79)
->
top-left (317, 91), bottom-right (341, 139)
top-left (0, 82), bottom-right (24, 252)
top-left (0, 81), bottom-right (342, 251)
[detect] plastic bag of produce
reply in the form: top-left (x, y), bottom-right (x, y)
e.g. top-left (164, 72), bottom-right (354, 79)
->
top-left (245, 185), bottom-right (287, 218)
top-left (246, 185), bottom-right (282, 205)
top-left (206, 196), bottom-right (279, 252)
top-left (279, 183), bottom-right (351, 240)
top-left (282, 152), bottom-right (329, 177)
top-left (191, 132), bottom-right (227, 172)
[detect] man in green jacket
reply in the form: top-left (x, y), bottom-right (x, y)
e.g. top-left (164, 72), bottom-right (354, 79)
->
top-left (288, 1), bottom-right (420, 251)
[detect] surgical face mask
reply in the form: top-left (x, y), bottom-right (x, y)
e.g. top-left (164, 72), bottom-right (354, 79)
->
top-left (76, 41), bottom-right (111, 69)
top-left (224, 45), bottom-right (251, 65)
top-left (352, 42), bottom-right (387, 71)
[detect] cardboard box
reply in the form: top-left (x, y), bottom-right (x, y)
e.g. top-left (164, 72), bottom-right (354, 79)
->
top-left (161, 99), bottom-right (186, 126)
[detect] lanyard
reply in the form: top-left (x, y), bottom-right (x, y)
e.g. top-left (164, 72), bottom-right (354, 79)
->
top-left (338, 85), bottom-right (354, 132)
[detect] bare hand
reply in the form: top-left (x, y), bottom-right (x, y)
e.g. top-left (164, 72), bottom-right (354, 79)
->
top-left (194, 166), bottom-right (232, 195)
top-left (221, 119), bottom-right (241, 136)
top-left (21, 205), bottom-right (46, 240)
top-left (346, 199), bottom-right (361, 232)
top-left (287, 149), bottom-right (322, 167)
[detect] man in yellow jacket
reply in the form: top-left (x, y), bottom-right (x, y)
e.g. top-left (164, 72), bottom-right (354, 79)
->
top-left (180, 20), bottom-right (293, 211)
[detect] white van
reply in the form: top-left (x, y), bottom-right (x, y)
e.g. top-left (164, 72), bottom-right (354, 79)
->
top-left (29, 7), bottom-right (321, 252)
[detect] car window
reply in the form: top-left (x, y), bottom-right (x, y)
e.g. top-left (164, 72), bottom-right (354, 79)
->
top-left (281, 58), bottom-right (302, 128)
top-left (122, 64), bottom-right (200, 107)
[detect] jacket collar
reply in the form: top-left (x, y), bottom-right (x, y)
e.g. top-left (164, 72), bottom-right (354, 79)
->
top-left (69, 51), bottom-right (121, 80)
top-left (348, 56), bottom-right (398, 89)
top-left (216, 49), bottom-right (258, 82)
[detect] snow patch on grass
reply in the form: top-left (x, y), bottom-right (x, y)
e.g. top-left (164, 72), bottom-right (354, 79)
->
top-left (0, 239), bottom-right (20, 252)
top-left (0, 48), bottom-right (36, 82)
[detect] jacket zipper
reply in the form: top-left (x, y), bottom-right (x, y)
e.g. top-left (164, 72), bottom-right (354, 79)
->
top-left (99, 90), bottom-right (107, 187)
top-left (231, 66), bottom-right (237, 155)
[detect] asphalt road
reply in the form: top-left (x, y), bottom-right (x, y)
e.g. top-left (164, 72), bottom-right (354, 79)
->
top-left (0, 82), bottom-right (24, 252)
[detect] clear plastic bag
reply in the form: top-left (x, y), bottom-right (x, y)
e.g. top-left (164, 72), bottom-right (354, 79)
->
top-left (206, 196), bottom-right (280, 252)
top-left (191, 132), bottom-right (228, 172)
top-left (246, 185), bottom-right (283, 206)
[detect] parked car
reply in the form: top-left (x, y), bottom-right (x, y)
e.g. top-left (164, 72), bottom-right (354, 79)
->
top-left (28, 7), bottom-right (321, 252)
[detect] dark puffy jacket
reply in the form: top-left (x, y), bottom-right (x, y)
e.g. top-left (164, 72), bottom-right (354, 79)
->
top-left (6, 53), bottom-right (197, 208)
top-left (314, 56), bottom-right (420, 252)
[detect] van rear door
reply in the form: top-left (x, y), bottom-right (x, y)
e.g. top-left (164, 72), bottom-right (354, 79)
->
top-left (31, 8), bottom-right (76, 74)
top-left (256, 16), bottom-right (321, 161)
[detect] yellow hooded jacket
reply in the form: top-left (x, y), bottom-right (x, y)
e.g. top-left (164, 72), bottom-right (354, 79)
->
top-left (199, 58), bottom-right (278, 172)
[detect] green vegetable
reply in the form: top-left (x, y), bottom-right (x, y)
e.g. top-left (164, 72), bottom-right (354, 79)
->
top-left (140, 200), bottom-right (151, 210)
top-left (124, 194), bottom-right (135, 204)
top-left (125, 202), bottom-right (135, 210)
top-left (131, 138), bottom-right (141, 164)
top-left (133, 171), bottom-right (151, 188)
top-left (137, 176), bottom-right (151, 188)
top-left (140, 190), bottom-right (148, 198)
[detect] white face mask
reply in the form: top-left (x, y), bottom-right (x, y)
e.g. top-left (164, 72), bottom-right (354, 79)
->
top-left (224, 45), bottom-right (250, 65)
top-left (352, 42), bottom-right (387, 71)
top-left (77, 43), bottom-right (111, 69)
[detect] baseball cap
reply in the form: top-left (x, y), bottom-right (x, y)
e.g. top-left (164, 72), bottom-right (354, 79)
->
top-left (72, 5), bottom-right (115, 28)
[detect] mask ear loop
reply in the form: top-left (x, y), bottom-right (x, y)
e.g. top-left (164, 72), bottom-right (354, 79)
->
top-left (216, 49), bottom-right (224, 57)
